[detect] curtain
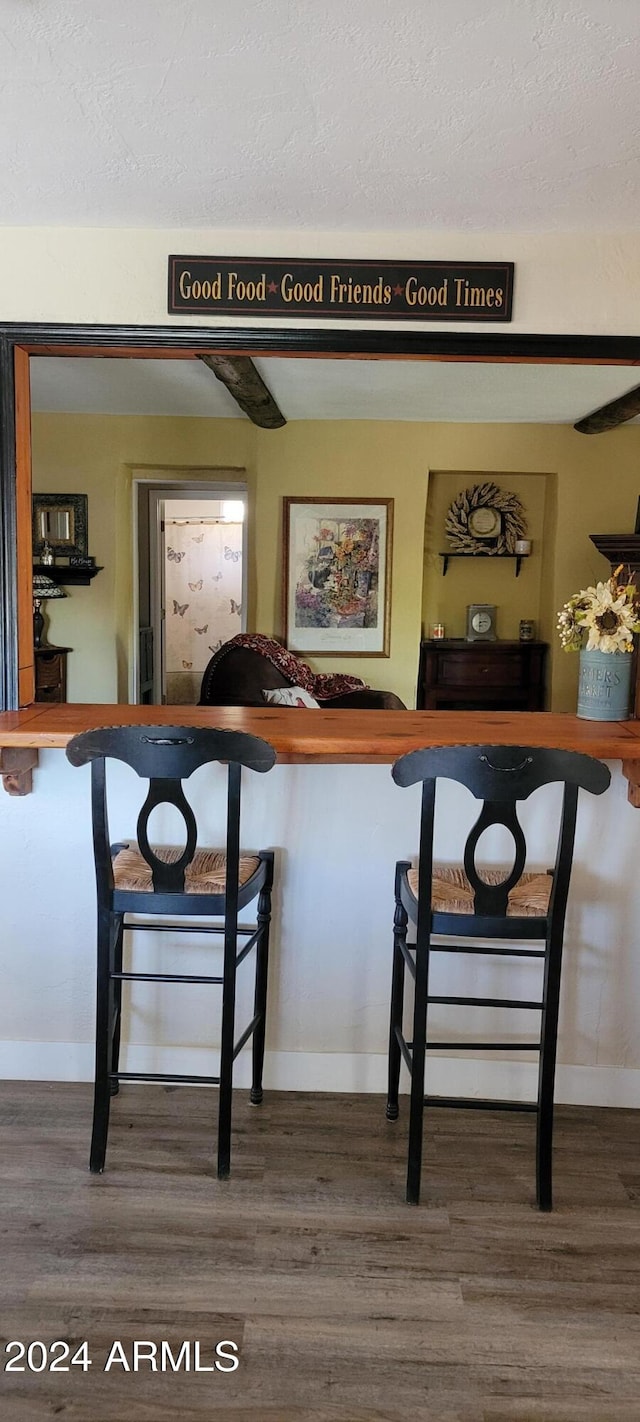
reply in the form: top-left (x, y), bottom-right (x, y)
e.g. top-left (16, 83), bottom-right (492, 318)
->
top-left (164, 520), bottom-right (243, 704)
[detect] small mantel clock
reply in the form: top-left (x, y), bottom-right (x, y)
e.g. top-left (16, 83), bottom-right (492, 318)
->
top-left (466, 603), bottom-right (497, 641)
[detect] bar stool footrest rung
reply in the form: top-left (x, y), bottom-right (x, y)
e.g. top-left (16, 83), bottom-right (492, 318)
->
top-left (110, 1071), bottom-right (220, 1086)
top-left (424, 1095), bottom-right (538, 1112)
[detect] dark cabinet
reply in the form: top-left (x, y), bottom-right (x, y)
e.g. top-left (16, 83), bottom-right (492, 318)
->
top-left (417, 639), bottom-right (547, 711)
top-left (35, 646), bottom-right (70, 703)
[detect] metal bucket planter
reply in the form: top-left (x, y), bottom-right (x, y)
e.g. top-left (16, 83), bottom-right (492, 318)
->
top-left (577, 648), bottom-right (633, 721)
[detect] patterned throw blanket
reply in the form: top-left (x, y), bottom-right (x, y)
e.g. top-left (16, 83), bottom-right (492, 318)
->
top-left (208, 633), bottom-right (368, 700)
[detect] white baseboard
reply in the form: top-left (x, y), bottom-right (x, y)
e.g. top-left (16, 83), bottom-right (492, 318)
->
top-left (2, 1041), bottom-right (640, 1108)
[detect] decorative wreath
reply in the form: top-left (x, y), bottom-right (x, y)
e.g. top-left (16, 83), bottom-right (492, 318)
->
top-left (444, 481), bottom-right (527, 555)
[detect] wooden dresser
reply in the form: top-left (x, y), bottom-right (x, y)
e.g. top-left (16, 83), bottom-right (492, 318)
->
top-left (417, 639), bottom-right (548, 711)
top-left (34, 646), bottom-right (71, 703)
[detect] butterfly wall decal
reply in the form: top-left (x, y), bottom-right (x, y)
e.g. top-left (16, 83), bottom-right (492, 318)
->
top-left (208, 640), bottom-right (223, 653)
top-left (182, 660), bottom-right (193, 669)
top-left (195, 624), bottom-right (208, 635)
top-left (188, 579), bottom-right (203, 591)
top-left (172, 600), bottom-right (189, 617)
top-left (211, 572), bottom-right (223, 582)
top-left (224, 546), bottom-right (241, 563)
top-left (167, 547), bottom-right (185, 562)
top-left (230, 599), bottom-right (242, 615)
top-left (192, 533), bottom-right (204, 543)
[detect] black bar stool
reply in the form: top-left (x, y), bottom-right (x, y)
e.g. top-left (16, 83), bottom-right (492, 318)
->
top-left (66, 724), bottom-right (276, 1178)
top-left (386, 745), bottom-right (610, 1210)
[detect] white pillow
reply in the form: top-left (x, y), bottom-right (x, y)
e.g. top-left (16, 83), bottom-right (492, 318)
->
top-left (262, 686), bottom-right (320, 708)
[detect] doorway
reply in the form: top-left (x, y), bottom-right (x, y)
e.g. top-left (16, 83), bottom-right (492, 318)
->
top-left (135, 478), bottom-right (247, 704)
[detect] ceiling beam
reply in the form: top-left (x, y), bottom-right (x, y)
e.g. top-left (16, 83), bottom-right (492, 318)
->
top-left (574, 382), bottom-right (640, 434)
top-left (198, 354), bottom-right (286, 428)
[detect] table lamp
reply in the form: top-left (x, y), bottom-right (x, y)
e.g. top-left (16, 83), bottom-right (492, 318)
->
top-left (33, 573), bottom-right (67, 648)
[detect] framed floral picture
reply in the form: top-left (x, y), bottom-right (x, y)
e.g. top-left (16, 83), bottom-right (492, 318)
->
top-left (283, 497), bottom-right (393, 656)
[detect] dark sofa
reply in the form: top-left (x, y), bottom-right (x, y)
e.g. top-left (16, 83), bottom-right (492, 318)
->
top-left (199, 643), bottom-right (406, 709)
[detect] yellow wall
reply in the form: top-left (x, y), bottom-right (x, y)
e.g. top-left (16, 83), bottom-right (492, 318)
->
top-left (253, 420), bottom-right (427, 704)
top-left (32, 416), bottom-right (255, 702)
top-left (32, 411), bottom-right (640, 711)
top-left (422, 469), bottom-right (551, 642)
top-left (413, 421), bottom-right (638, 710)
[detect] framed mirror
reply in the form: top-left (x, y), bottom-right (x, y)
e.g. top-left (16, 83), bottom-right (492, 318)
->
top-left (32, 493), bottom-right (88, 558)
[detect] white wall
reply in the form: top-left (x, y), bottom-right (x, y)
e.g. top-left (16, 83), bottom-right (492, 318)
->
top-left (1, 752), bottom-right (639, 1106)
top-left (1, 227), bottom-right (640, 333)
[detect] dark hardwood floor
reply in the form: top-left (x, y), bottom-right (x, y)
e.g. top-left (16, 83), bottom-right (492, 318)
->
top-left (0, 1082), bottom-right (639, 1420)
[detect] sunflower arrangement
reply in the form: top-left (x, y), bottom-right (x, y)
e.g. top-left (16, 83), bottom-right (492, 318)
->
top-left (557, 565), bottom-right (640, 653)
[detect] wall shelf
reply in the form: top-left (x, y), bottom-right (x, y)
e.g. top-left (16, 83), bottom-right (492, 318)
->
top-left (33, 563), bottom-right (103, 587)
top-left (439, 552), bottom-right (526, 577)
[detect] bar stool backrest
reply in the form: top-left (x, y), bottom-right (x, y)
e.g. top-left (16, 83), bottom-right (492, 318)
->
top-left (392, 744), bottom-right (610, 923)
top-left (66, 724), bottom-right (276, 896)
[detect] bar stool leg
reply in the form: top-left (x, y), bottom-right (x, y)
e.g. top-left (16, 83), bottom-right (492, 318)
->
top-left (217, 920), bottom-right (238, 1180)
top-left (109, 915), bottom-right (124, 1097)
top-left (90, 908), bottom-right (117, 1173)
top-left (251, 851), bottom-right (274, 1106)
top-left (387, 867), bottom-right (408, 1121)
top-left (536, 928), bottom-right (564, 1212)
top-left (406, 923), bottom-right (430, 1205)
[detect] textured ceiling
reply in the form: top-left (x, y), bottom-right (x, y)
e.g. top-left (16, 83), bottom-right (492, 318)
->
top-left (29, 355), bottom-right (640, 423)
top-left (31, 357), bottom-right (243, 418)
top-left (2, 1), bottom-right (640, 230)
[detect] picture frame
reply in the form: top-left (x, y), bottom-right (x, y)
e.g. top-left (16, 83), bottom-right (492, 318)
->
top-left (32, 493), bottom-right (89, 558)
top-left (283, 497), bottom-right (393, 657)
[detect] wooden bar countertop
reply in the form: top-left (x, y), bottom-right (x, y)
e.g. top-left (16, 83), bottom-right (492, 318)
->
top-left (2, 702), bottom-right (640, 764)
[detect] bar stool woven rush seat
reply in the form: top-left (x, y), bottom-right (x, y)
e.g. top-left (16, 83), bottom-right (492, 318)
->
top-left (66, 725), bottom-right (276, 1179)
top-left (386, 744), bottom-right (610, 1211)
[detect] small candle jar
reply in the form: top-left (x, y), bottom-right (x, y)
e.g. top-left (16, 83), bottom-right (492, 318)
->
top-left (515, 538), bottom-right (532, 556)
top-left (432, 623), bottom-right (445, 640)
top-left (519, 619), bottom-right (535, 641)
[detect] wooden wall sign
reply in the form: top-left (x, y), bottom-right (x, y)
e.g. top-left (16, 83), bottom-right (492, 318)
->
top-left (168, 257), bottom-right (514, 322)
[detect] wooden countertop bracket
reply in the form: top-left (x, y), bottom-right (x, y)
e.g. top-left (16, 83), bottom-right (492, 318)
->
top-left (0, 746), bottom-right (39, 795)
top-left (622, 759), bottom-right (640, 808)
